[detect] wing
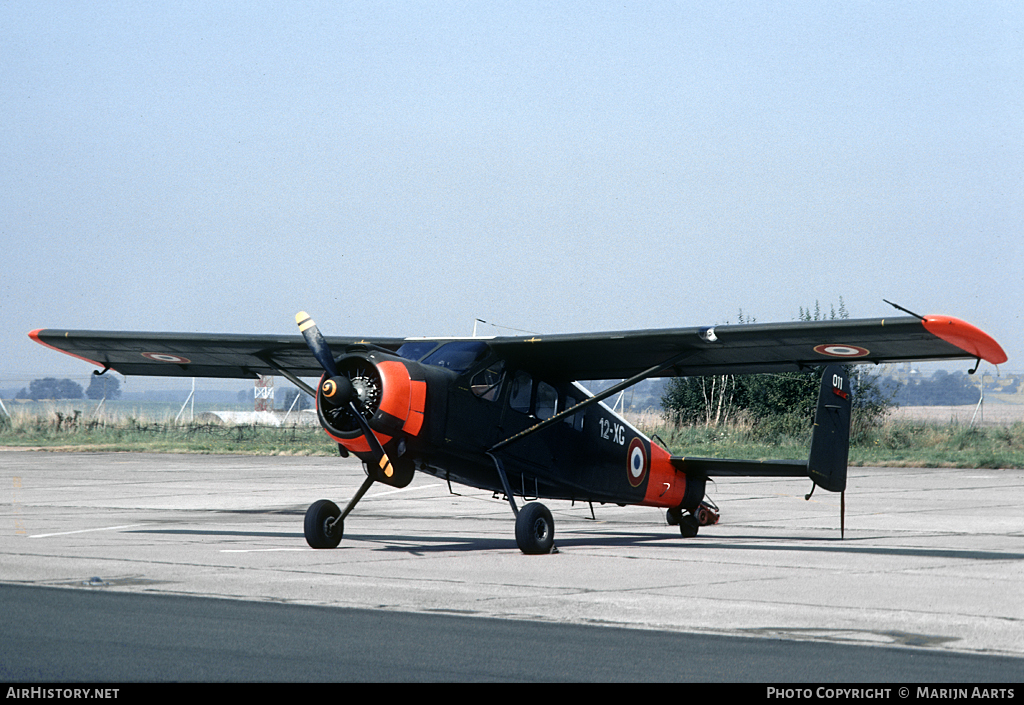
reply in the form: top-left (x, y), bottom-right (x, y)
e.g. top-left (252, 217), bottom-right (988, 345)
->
top-left (30, 314), bottom-right (1006, 381)
top-left (487, 314), bottom-right (1006, 380)
top-left (28, 329), bottom-right (407, 379)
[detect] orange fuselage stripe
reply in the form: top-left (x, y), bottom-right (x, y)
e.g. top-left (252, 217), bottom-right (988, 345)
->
top-left (641, 442), bottom-right (688, 508)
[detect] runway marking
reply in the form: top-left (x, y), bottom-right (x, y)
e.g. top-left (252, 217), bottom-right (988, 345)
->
top-left (368, 483), bottom-right (445, 498)
top-left (215, 486), bottom-right (448, 553)
top-left (29, 524), bottom-right (144, 538)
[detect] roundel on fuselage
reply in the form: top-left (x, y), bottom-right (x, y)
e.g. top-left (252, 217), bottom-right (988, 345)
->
top-left (627, 437), bottom-right (648, 487)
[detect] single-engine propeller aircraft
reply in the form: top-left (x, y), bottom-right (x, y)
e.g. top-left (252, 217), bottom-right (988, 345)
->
top-left (30, 303), bottom-right (1006, 554)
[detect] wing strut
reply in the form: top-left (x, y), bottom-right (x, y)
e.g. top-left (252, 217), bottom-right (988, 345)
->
top-left (257, 354), bottom-right (318, 397)
top-left (488, 350), bottom-right (697, 454)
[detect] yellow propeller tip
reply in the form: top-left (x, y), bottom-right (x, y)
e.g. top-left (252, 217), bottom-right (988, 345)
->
top-left (295, 312), bottom-right (317, 333)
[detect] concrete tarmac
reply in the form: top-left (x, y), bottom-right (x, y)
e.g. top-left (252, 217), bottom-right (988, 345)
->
top-left (3, 451), bottom-right (1023, 660)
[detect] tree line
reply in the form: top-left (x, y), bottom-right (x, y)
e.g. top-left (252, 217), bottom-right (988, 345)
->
top-left (892, 369), bottom-right (980, 406)
top-left (660, 301), bottom-right (894, 438)
top-left (14, 375), bottom-right (121, 400)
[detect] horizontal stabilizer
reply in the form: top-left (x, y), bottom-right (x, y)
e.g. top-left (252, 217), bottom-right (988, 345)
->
top-left (671, 457), bottom-right (807, 479)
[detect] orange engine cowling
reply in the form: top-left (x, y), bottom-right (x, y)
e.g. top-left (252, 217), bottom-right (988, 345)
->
top-left (316, 354), bottom-right (427, 456)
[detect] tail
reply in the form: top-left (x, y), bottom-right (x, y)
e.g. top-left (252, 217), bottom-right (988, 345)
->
top-left (806, 364), bottom-right (851, 493)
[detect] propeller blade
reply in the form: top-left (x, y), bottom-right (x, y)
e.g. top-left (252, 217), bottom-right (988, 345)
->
top-left (295, 311), bottom-right (338, 377)
top-left (346, 399), bottom-right (397, 481)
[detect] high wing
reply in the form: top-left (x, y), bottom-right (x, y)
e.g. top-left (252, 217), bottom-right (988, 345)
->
top-left (28, 329), bottom-right (407, 379)
top-left (491, 314), bottom-right (1007, 380)
top-left (29, 314), bottom-right (1006, 381)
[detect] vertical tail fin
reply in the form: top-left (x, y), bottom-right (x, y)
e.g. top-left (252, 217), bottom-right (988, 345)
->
top-left (807, 364), bottom-right (852, 492)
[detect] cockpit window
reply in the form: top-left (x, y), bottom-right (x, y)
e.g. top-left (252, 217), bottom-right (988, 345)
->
top-left (509, 371), bottom-right (532, 413)
top-left (535, 381), bottom-right (557, 420)
top-left (562, 393), bottom-right (585, 432)
top-left (470, 360), bottom-right (505, 401)
top-left (421, 341), bottom-right (490, 373)
top-left (395, 341), bottom-right (440, 361)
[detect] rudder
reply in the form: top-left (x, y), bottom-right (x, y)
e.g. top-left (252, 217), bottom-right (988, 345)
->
top-left (807, 364), bottom-right (852, 492)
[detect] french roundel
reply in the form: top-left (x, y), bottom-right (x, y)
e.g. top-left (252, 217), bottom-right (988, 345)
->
top-left (141, 352), bottom-right (191, 364)
top-left (813, 344), bottom-right (869, 358)
top-left (627, 437), bottom-right (648, 487)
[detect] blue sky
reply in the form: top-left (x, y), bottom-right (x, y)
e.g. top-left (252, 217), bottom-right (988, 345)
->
top-left (3, 1), bottom-right (1021, 392)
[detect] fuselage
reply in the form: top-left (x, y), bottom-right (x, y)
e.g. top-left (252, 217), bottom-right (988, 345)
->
top-left (316, 340), bottom-right (698, 510)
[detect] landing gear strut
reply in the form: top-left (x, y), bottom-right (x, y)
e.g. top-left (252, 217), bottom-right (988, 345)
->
top-left (303, 474), bottom-right (376, 549)
top-left (488, 452), bottom-right (556, 554)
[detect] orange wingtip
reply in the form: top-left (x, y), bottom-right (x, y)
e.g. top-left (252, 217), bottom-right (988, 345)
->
top-left (28, 329), bottom-right (107, 369)
top-left (922, 316), bottom-right (1008, 365)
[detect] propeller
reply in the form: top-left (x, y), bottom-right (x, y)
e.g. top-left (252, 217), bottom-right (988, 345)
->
top-left (295, 311), bottom-right (398, 481)
top-left (295, 311), bottom-right (339, 377)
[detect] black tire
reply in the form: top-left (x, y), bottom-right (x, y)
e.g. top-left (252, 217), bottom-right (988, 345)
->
top-left (666, 507), bottom-right (681, 526)
top-left (305, 499), bottom-right (343, 549)
top-left (515, 502), bottom-right (555, 555)
top-left (679, 513), bottom-right (700, 538)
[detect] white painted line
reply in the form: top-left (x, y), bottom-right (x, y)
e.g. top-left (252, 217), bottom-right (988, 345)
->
top-left (221, 548), bottom-right (309, 553)
top-left (29, 524), bottom-right (144, 538)
top-left (367, 483), bottom-right (444, 498)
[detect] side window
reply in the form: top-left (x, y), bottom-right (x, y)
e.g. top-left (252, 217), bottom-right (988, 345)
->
top-left (562, 394), bottom-right (585, 432)
top-left (509, 371), bottom-right (532, 413)
top-left (470, 361), bottom-right (505, 401)
top-left (535, 381), bottom-right (557, 420)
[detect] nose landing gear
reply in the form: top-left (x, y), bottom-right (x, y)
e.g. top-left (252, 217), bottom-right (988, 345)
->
top-left (304, 499), bottom-right (343, 549)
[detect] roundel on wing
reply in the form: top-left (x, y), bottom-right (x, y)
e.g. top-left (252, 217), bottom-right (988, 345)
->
top-left (141, 352), bottom-right (191, 364)
top-left (813, 344), bottom-right (869, 358)
top-left (627, 437), bottom-right (648, 487)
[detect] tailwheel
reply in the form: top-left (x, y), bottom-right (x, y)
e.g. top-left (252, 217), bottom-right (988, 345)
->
top-left (515, 502), bottom-right (555, 555)
top-left (695, 500), bottom-right (720, 526)
top-left (305, 499), bottom-right (343, 549)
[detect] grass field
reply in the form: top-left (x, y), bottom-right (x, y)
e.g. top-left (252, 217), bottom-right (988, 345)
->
top-left (0, 401), bottom-right (335, 455)
top-left (641, 418), bottom-right (1024, 469)
top-left (2, 401), bottom-right (1023, 468)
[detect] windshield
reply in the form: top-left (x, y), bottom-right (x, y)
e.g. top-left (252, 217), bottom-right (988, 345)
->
top-left (395, 341), bottom-right (440, 361)
top-left (421, 341), bottom-right (490, 373)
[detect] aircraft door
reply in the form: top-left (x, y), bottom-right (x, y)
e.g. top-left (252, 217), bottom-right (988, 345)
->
top-left (498, 372), bottom-right (580, 475)
top-left (443, 359), bottom-right (508, 451)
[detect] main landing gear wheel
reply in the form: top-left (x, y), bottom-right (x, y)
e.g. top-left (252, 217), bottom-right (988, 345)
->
top-left (678, 513), bottom-right (700, 538)
top-left (668, 502), bottom-right (714, 536)
top-left (515, 502), bottom-right (555, 555)
top-left (305, 499), bottom-right (343, 549)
